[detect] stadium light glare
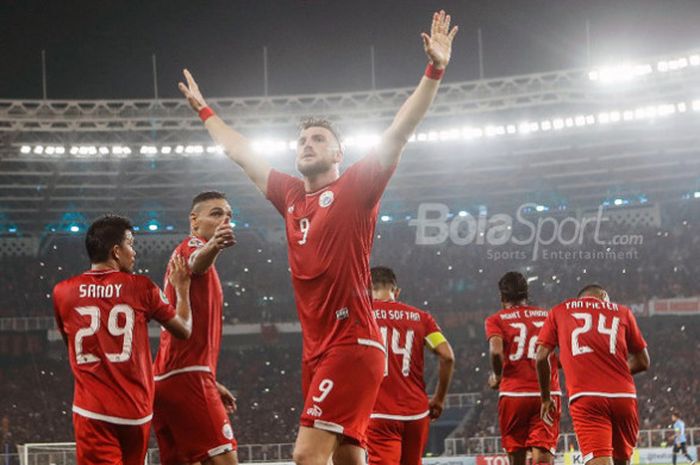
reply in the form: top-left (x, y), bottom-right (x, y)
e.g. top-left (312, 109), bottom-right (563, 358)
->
top-left (380, 215), bottom-right (392, 222)
top-left (458, 210), bottom-right (468, 217)
top-left (588, 63), bottom-right (652, 83)
top-left (33, 145), bottom-right (44, 154)
top-left (692, 100), bottom-right (700, 111)
top-left (694, 191), bottom-right (700, 199)
top-left (148, 223), bottom-right (159, 232)
top-left (20, 145), bottom-right (31, 154)
top-left (535, 205), bottom-right (548, 212)
top-left (98, 146), bottom-right (109, 155)
top-left (8, 227), bottom-right (17, 233)
top-left (69, 225), bottom-right (80, 233)
top-left (161, 146), bottom-right (172, 154)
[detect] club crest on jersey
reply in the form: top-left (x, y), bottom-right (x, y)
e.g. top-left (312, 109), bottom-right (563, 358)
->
top-left (288, 205), bottom-right (295, 214)
top-left (159, 289), bottom-right (170, 305)
top-left (319, 190), bottom-right (334, 208)
top-left (222, 422), bottom-right (234, 440)
top-left (188, 237), bottom-right (205, 248)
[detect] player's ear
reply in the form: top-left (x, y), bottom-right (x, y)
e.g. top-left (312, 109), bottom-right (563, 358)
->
top-left (110, 244), bottom-right (121, 263)
top-left (394, 287), bottom-right (401, 299)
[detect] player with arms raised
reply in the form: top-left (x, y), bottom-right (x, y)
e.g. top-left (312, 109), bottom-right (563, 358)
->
top-left (178, 10), bottom-right (458, 465)
top-left (366, 266), bottom-right (455, 465)
top-left (485, 272), bottom-right (561, 465)
top-left (153, 192), bottom-right (239, 465)
top-left (52, 215), bottom-right (193, 465)
top-left (536, 284), bottom-right (650, 465)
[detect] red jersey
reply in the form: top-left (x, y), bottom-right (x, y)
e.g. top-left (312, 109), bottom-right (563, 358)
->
top-left (370, 301), bottom-right (446, 419)
top-left (154, 236), bottom-right (223, 380)
top-left (266, 153), bottom-right (395, 361)
top-left (485, 306), bottom-right (561, 396)
top-left (53, 269), bottom-right (176, 424)
top-left (537, 297), bottom-right (647, 402)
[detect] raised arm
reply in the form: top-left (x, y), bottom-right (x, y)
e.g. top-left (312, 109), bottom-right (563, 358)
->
top-left (376, 10), bottom-right (458, 169)
top-left (179, 70), bottom-right (271, 195)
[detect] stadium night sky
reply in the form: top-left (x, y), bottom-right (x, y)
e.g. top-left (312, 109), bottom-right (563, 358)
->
top-left (2, 0), bottom-right (700, 100)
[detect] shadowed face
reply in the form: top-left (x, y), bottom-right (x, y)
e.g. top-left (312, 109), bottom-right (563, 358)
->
top-left (190, 198), bottom-right (233, 241)
top-left (295, 126), bottom-right (342, 178)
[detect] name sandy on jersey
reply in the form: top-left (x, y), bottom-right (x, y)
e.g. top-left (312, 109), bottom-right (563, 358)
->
top-left (499, 309), bottom-right (549, 320)
top-left (565, 300), bottom-right (620, 311)
top-left (373, 309), bottom-right (421, 321)
top-left (78, 284), bottom-right (123, 299)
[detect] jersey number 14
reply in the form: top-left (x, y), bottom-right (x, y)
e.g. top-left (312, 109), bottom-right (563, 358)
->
top-left (379, 327), bottom-right (415, 377)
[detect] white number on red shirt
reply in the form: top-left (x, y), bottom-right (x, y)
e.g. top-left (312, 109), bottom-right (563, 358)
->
top-left (380, 327), bottom-right (415, 377)
top-left (312, 378), bottom-right (334, 403)
top-left (508, 322), bottom-right (543, 361)
top-left (298, 218), bottom-right (310, 245)
top-left (571, 313), bottom-right (620, 356)
top-left (74, 305), bottom-right (135, 365)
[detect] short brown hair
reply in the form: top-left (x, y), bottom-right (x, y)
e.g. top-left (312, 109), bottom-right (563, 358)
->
top-left (299, 117), bottom-right (342, 147)
top-left (371, 266), bottom-right (398, 289)
top-left (191, 191), bottom-right (227, 211)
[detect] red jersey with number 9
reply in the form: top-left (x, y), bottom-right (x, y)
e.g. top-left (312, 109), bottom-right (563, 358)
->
top-left (53, 270), bottom-right (176, 423)
top-left (371, 300), bottom-right (446, 419)
top-left (266, 153), bottom-right (396, 362)
top-left (485, 305), bottom-right (561, 396)
top-left (537, 297), bottom-right (647, 402)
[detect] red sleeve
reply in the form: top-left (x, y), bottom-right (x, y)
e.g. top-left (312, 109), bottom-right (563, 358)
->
top-left (625, 308), bottom-right (647, 353)
top-left (176, 237), bottom-right (206, 273)
top-left (424, 312), bottom-right (442, 335)
top-left (484, 314), bottom-right (504, 340)
top-left (266, 169), bottom-right (303, 216)
top-left (537, 308), bottom-right (559, 349)
top-left (342, 152), bottom-right (397, 208)
top-left (141, 277), bottom-right (177, 324)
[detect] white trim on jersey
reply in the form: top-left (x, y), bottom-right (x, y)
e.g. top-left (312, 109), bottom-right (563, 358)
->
top-left (208, 444), bottom-right (234, 457)
top-left (370, 410), bottom-right (430, 421)
top-left (83, 270), bottom-right (119, 275)
top-left (583, 452), bottom-right (595, 463)
top-left (313, 420), bottom-right (344, 434)
top-left (569, 391), bottom-right (637, 403)
top-left (357, 338), bottom-right (386, 353)
top-left (498, 391), bottom-right (563, 397)
top-left (154, 365), bottom-right (211, 381)
top-left (72, 405), bottom-right (152, 425)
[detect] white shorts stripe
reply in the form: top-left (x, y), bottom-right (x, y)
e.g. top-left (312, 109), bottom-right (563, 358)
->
top-left (370, 410), bottom-right (430, 421)
top-left (208, 444), bottom-right (234, 457)
top-left (72, 405), bottom-right (152, 426)
top-left (569, 392), bottom-right (637, 403)
top-left (154, 365), bottom-right (211, 381)
top-left (499, 391), bottom-right (563, 397)
top-left (313, 420), bottom-right (344, 435)
top-left (357, 338), bottom-right (386, 353)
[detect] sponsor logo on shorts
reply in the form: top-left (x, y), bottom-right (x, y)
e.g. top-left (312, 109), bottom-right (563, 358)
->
top-left (319, 191), bottom-right (334, 208)
top-left (335, 307), bottom-right (349, 320)
top-left (222, 422), bottom-right (234, 440)
top-left (306, 405), bottom-right (323, 417)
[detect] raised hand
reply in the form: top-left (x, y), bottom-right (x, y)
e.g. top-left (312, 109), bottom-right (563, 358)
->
top-left (212, 220), bottom-right (236, 250)
top-left (168, 254), bottom-right (191, 289)
top-left (178, 69), bottom-right (208, 112)
top-left (421, 10), bottom-right (459, 70)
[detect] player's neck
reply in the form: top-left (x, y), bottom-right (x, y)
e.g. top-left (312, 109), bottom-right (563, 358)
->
top-left (503, 300), bottom-right (527, 309)
top-left (90, 261), bottom-right (120, 272)
top-left (303, 169), bottom-right (339, 193)
top-left (372, 290), bottom-right (395, 302)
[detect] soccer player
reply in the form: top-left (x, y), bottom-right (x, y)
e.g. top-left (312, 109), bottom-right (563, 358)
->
top-left (536, 284), bottom-right (650, 465)
top-left (484, 272), bottom-right (561, 465)
top-left (52, 215), bottom-right (193, 465)
top-left (366, 266), bottom-right (455, 465)
top-left (153, 191), bottom-right (239, 465)
top-left (178, 10), bottom-right (458, 465)
top-left (671, 412), bottom-right (695, 465)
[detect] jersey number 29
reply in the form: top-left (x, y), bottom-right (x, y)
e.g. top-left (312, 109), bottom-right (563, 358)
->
top-left (74, 305), bottom-right (135, 365)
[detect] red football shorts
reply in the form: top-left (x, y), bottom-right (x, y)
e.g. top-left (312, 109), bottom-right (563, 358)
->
top-left (153, 371), bottom-right (237, 465)
top-left (569, 396), bottom-right (639, 461)
top-left (73, 413), bottom-right (150, 465)
top-left (300, 344), bottom-right (385, 445)
top-left (498, 395), bottom-right (560, 454)
top-left (366, 416), bottom-right (430, 465)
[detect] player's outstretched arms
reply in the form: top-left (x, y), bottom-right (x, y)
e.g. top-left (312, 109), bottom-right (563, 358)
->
top-left (178, 69), bottom-right (272, 195)
top-left (487, 336), bottom-right (504, 390)
top-left (376, 10), bottom-right (458, 169)
top-left (190, 220), bottom-right (236, 275)
top-left (162, 255), bottom-right (193, 339)
top-left (429, 339), bottom-right (455, 420)
top-left (628, 348), bottom-right (650, 375)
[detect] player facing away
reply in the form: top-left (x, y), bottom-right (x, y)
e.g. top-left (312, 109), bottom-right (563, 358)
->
top-left (484, 272), bottom-right (561, 465)
top-left (178, 10), bottom-right (458, 465)
top-left (153, 192), bottom-right (239, 465)
top-left (536, 284), bottom-right (651, 465)
top-left (366, 266), bottom-right (455, 465)
top-left (52, 215), bottom-right (193, 465)
top-left (671, 412), bottom-right (696, 465)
